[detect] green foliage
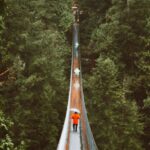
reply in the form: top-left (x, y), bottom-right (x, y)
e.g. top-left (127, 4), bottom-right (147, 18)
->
top-left (0, 134), bottom-right (14, 150)
top-left (0, 0), bottom-right (72, 149)
top-left (0, 16), bottom-right (4, 35)
top-left (81, 0), bottom-right (149, 149)
top-left (0, 0), bottom-right (149, 149)
top-left (142, 97), bottom-right (150, 149)
top-left (86, 58), bottom-right (143, 149)
top-left (0, 110), bottom-right (13, 132)
top-left (0, 110), bottom-right (26, 150)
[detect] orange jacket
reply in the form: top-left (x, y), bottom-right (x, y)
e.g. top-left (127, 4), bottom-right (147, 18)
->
top-left (71, 113), bottom-right (80, 124)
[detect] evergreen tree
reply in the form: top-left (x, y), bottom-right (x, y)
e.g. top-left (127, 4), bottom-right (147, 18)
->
top-left (0, 0), bottom-right (149, 149)
top-left (142, 97), bottom-right (150, 149)
top-left (0, 110), bottom-right (26, 150)
top-left (0, 0), bottom-right (72, 149)
top-left (86, 57), bottom-right (143, 149)
top-left (0, 110), bottom-right (14, 150)
top-left (86, 1), bottom-right (150, 148)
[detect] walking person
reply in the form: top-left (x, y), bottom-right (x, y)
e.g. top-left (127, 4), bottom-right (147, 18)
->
top-left (71, 111), bottom-right (80, 132)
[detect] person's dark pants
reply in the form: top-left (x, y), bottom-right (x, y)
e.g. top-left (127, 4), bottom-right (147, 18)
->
top-left (73, 124), bottom-right (78, 132)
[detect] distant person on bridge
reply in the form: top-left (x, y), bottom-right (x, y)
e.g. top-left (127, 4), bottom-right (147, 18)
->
top-left (72, 3), bottom-right (79, 23)
top-left (71, 112), bottom-right (80, 132)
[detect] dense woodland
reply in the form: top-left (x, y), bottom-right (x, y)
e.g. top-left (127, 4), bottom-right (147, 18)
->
top-left (0, 0), bottom-right (150, 150)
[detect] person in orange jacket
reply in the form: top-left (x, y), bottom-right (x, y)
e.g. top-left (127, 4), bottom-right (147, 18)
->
top-left (71, 112), bottom-right (80, 132)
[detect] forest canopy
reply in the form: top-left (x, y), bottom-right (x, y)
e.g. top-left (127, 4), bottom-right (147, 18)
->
top-left (0, 0), bottom-right (150, 150)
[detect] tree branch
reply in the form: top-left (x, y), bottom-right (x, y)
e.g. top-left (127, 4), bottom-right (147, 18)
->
top-left (0, 69), bottom-right (9, 77)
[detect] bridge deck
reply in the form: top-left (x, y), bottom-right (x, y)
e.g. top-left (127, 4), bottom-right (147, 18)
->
top-left (69, 121), bottom-right (81, 150)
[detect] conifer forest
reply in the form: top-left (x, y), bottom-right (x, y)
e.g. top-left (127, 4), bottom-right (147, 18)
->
top-left (0, 0), bottom-right (150, 150)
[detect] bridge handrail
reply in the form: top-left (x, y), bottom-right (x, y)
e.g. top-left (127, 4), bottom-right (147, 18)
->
top-left (57, 50), bottom-right (73, 150)
top-left (78, 43), bottom-right (98, 150)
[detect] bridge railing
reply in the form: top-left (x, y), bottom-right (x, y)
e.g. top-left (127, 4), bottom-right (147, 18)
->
top-left (57, 21), bottom-right (98, 150)
top-left (57, 51), bottom-right (73, 150)
top-left (78, 32), bottom-right (98, 150)
top-left (80, 84), bottom-right (98, 150)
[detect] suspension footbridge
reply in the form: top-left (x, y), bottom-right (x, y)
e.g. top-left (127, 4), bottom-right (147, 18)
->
top-left (57, 4), bottom-right (98, 150)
